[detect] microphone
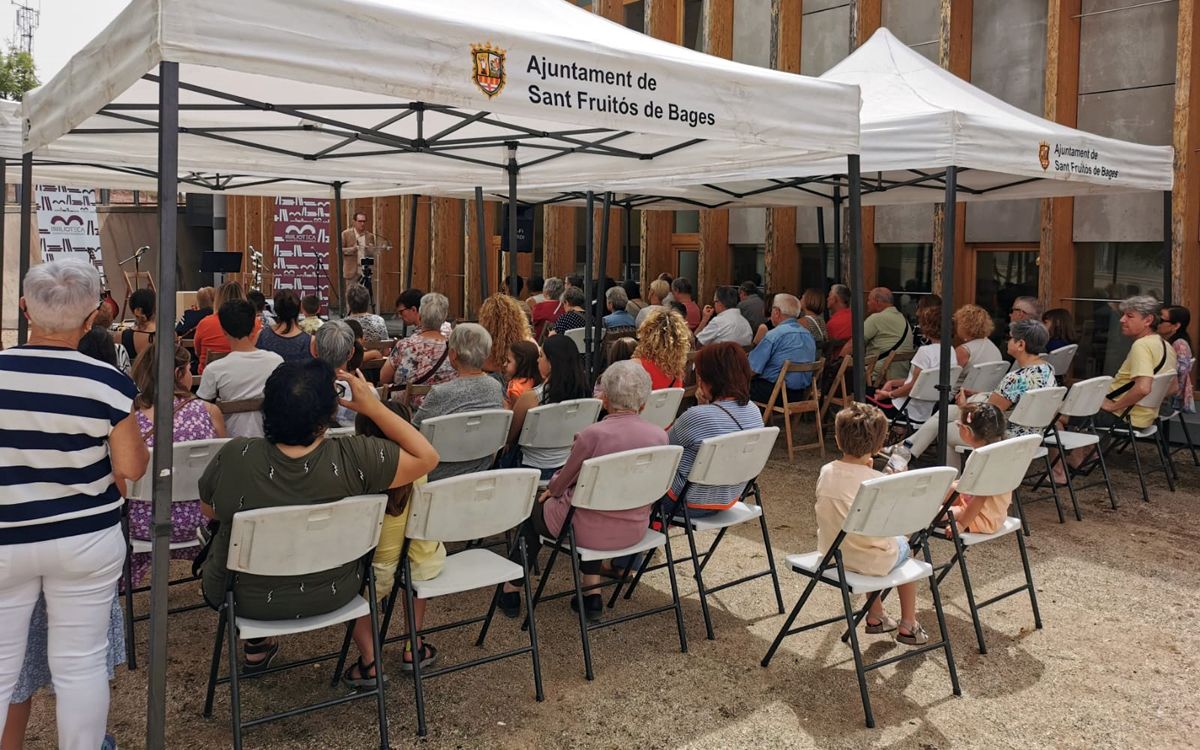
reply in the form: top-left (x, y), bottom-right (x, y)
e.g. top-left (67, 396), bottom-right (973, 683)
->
top-left (118, 246), bottom-right (151, 266)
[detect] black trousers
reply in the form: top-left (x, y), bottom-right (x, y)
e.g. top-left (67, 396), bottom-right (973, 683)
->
top-left (509, 501), bottom-right (604, 578)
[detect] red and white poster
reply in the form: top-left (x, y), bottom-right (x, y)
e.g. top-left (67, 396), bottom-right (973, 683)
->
top-left (35, 185), bottom-right (103, 271)
top-left (271, 196), bottom-right (332, 310)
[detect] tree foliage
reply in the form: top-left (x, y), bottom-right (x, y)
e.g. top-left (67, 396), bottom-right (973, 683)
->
top-left (0, 47), bottom-right (38, 101)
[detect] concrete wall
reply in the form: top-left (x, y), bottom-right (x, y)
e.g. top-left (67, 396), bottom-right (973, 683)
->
top-left (966, 0), bottom-right (1047, 244)
top-left (1074, 0), bottom-right (1177, 243)
top-left (732, 0), bottom-right (772, 68)
top-left (882, 0), bottom-right (940, 62)
top-left (801, 0), bottom-right (850, 76)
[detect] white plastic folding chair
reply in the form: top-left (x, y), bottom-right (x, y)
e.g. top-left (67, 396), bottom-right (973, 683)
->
top-left (564, 326), bottom-right (603, 353)
top-left (930, 435), bottom-right (1044, 654)
top-left (1043, 343), bottom-right (1078, 381)
top-left (518, 397), bottom-right (603, 484)
top-left (420, 408), bottom-right (512, 465)
top-left (619, 427), bottom-right (784, 640)
top-left (524, 445), bottom-right (687, 680)
top-left (1039, 376), bottom-right (1118, 513)
top-left (1162, 405), bottom-right (1200, 467)
top-left (639, 387), bottom-right (685, 429)
top-left (123, 437), bottom-right (229, 670)
top-left (761, 467), bottom-right (961, 729)
top-left (892, 365), bottom-right (961, 436)
top-left (1090, 371), bottom-right (1178, 502)
top-left (327, 425), bottom-right (356, 439)
top-left (365, 469), bottom-right (542, 737)
top-left (959, 360), bottom-right (1010, 396)
top-left (202, 495), bottom-right (389, 750)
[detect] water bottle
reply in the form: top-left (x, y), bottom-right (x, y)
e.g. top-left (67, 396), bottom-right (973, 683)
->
top-left (886, 441), bottom-right (912, 474)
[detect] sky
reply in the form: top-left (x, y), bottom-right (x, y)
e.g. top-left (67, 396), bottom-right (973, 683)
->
top-left (1, 0), bottom-right (128, 84)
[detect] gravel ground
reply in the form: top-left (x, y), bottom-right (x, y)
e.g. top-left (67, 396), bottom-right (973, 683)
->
top-left (21, 440), bottom-right (1200, 749)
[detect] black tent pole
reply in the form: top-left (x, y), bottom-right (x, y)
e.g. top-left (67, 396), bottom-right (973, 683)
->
top-left (147, 59), bottom-right (179, 750)
top-left (936, 166), bottom-right (958, 467)
top-left (1163, 190), bottom-right (1173, 306)
top-left (594, 192), bottom-right (612, 379)
top-left (17, 152), bottom-right (31, 345)
top-left (474, 187), bottom-right (488, 301)
top-left (405, 193), bottom-right (419, 291)
top-left (623, 203), bottom-right (633, 281)
top-left (847, 158), bottom-right (865, 402)
top-left (817, 206), bottom-right (828, 289)
top-left (0, 158), bottom-right (5, 330)
top-left (583, 192), bottom-right (595, 374)
top-left (333, 182), bottom-right (345, 317)
top-left (833, 185), bottom-right (843, 288)
top-left (506, 143), bottom-right (519, 299)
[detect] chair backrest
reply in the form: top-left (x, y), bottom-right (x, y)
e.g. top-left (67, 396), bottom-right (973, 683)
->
top-left (571, 444), bottom-right (684, 512)
top-left (225, 494), bottom-right (387, 576)
top-left (640, 387), bottom-right (685, 429)
top-left (1056, 376), bottom-right (1113, 418)
top-left (909, 366), bottom-right (961, 402)
top-left (961, 361), bottom-right (1010, 394)
top-left (420, 409), bottom-right (512, 462)
top-left (687, 426), bottom-right (780, 486)
top-left (206, 350), bottom-right (228, 365)
top-left (565, 327), bottom-right (602, 352)
top-left (1008, 386), bottom-right (1068, 430)
top-left (1043, 344), bottom-right (1078, 377)
top-left (1139, 371), bottom-right (1177, 409)
top-left (519, 398), bottom-right (603, 449)
top-left (842, 466), bottom-right (958, 538)
top-left (218, 397), bottom-right (263, 415)
top-left (406, 469), bottom-right (539, 542)
top-left (127, 438), bottom-right (230, 503)
top-left (327, 426), bottom-right (356, 439)
top-left (956, 434), bottom-right (1043, 496)
top-left (369, 338), bottom-right (396, 354)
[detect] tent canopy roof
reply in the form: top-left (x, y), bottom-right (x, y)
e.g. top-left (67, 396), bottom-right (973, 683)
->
top-left (21, 0), bottom-right (860, 194)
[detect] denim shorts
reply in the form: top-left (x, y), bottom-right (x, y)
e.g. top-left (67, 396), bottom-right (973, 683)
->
top-left (891, 536), bottom-right (911, 571)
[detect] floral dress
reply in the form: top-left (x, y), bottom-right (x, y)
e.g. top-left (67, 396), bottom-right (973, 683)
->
top-left (386, 334), bottom-right (456, 408)
top-left (995, 362), bottom-right (1056, 436)
top-left (348, 313), bottom-right (389, 344)
top-left (129, 398), bottom-right (218, 585)
top-left (1170, 338), bottom-right (1195, 414)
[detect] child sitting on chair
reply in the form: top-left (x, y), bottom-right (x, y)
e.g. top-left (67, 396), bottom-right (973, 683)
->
top-left (945, 403), bottom-right (1011, 536)
top-left (815, 401), bottom-right (928, 646)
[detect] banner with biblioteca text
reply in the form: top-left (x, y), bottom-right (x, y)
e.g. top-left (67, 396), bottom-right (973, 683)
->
top-left (35, 185), bottom-right (103, 272)
top-left (272, 197), bottom-right (332, 312)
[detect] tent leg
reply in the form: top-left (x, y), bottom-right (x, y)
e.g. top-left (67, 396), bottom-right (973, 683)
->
top-left (847, 159), bottom-right (865, 402)
top-left (936, 167), bottom-right (958, 466)
top-left (17, 152), bottom-right (31, 345)
top-left (594, 192), bottom-right (612, 379)
top-left (147, 59), bottom-right (180, 750)
top-left (334, 182), bottom-right (345, 317)
top-left (507, 144), bottom-right (519, 300)
top-left (833, 185), bottom-right (843, 292)
top-left (583, 192), bottom-right (595, 375)
top-left (817, 206), bottom-right (828, 289)
top-left (1163, 190), bottom-right (1172, 306)
top-left (623, 204), bottom-right (633, 282)
top-left (475, 187), bottom-right (489, 301)
top-left (405, 193), bottom-right (419, 291)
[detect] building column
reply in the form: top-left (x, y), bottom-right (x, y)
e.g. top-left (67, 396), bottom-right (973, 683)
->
top-left (1039, 0), bottom-right (1081, 312)
top-left (640, 0), bottom-right (683, 292)
top-left (931, 0), bottom-right (972, 305)
top-left (1173, 0), bottom-right (1200, 346)
top-left (696, 0), bottom-right (733, 302)
top-left (764, 0), bottom-right (802, 296)
top-left (850, 0), bottom-right (881, 291)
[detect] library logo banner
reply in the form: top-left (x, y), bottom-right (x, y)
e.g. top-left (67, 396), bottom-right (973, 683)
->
top-left (35, 185), bottom-right (103, 269)
top-left (272, 197), bottom-right (332, 310)
top-left (472, 43), bottom-right (506, 98)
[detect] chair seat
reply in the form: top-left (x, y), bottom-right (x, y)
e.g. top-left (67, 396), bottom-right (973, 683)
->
top-left (1100, 423), bottom-right (1157, 439)
top-left (130, 538), bottom-right (201, 554)
top-left (959, 516), bottom-right (1022, 547)
top-left (541, 527), bottom-right (667, 562)
top-left (785, 551), bottom-right (933, 594)
top-left (1042, 431), bottom-right (1099, 450)
top-left (673, 501), bottom-right (762, 531)
top-left (235, 596), bottom-right (369, 640)
top-left (412, 548), bottom-right (524, 599)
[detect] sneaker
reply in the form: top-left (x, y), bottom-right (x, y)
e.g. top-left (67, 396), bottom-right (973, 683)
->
top-left (101, 735), bottom-right (118, 750)
top-left (570, 594), bottom-right (603, 624)
top-left (498, 590), bottom-right (521, 618)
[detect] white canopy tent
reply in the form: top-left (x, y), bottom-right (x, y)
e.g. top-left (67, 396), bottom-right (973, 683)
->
top-left (14, 2), bottom-right (864, 746)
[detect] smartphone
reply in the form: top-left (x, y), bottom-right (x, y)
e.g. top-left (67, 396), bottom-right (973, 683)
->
top-left (335, 379), bottom-right (354, 403)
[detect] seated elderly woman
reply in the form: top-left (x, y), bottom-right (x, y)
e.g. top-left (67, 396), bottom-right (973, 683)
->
top-left (496, 361), bottom-right (667, 622)
top-left (412, 323), bottom-right (505, 481)
top-left (381, 292), bottom-right (455, 407)
top-left (199, 359), bottom-right (438, 673)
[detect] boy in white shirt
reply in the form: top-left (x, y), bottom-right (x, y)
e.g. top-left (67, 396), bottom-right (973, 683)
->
top-left (197, 299), bottom-right (283, 438)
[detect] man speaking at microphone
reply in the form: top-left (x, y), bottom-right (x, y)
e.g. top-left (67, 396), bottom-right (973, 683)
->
top-left (340, 211), bottom-right (379, 289)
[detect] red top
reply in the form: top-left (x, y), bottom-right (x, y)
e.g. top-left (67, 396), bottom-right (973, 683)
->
top-left (682, 301), bottom-right (702, 331)
top-left (194, 314), bottom-right (262, 372)
top-left (640, 358), bottom-right (683, 390)
top-left (827, 308), bottom-right (853, 343)
top-left (531, 300), bottom-right (562, 340)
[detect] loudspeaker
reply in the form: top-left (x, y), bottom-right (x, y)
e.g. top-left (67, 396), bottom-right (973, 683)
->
top-left (500, 203), bottom-right (535, 253)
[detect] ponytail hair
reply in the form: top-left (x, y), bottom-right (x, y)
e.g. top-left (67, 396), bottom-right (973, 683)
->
top-left (959, 402), bottom-right (1007, 444)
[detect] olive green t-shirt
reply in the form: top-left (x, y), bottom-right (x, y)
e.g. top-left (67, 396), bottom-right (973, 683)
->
top-left (863, 306), bottom-right (915, 381)
top-left (200, 435), bottom-right (399, 619)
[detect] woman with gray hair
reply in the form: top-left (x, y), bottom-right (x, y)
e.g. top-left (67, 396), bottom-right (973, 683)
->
top-left (889, 318), bottom-right (1056, 468)
top-left (381, 292), bottom-right (455, 407)
top-left (0, 259), bottom-right (149, 747)
top-left (345, 283), bottom-right (388, 344)
top-left (532, 277), bottom-right (565, 340)
top-left (412, 323), bottom-right (504, 480)
top-left (496, 361), bottom-right (667, 621)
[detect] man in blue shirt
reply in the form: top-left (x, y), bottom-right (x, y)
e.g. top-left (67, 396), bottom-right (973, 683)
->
top-left (602, 285), bottom-right (637, 332)
top-left (747, 293), bottom-right (817, 403)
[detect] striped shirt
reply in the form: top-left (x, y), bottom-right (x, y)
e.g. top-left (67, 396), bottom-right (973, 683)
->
top-left (667, 400), bottom-right (765, 509)
top-left (0, 346), bottom-right (136, 545)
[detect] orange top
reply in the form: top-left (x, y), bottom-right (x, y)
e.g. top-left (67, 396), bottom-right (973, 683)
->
top-left (957, 491), bottom-right (1012, 535)
top-left (639, 358), bottom-right (682, 390)
top-left (506, 377), bottom-right (535, 405)
top-left (194, 314), bottom-right (262, 372)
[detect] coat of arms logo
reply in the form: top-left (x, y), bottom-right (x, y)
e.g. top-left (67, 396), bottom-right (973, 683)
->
top-left (472, 44), bottom-right (506, 98)
top-left (1038, 141), bottom-right (1050, 171)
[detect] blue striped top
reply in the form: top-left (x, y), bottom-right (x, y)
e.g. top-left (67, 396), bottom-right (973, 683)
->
top-left (667, 400), bottom-right (765, 508)
top-left (0, 346), bottom-right (136, 545)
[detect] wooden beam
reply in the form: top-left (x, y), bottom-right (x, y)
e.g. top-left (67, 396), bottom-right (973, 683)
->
top-left (430, 198), bottom-right (465, 319)
top-left (1173, 0), bottom-right (1200, 350)
top-left (640, 0), bottom-right (684, 291)
top-left (592, 0), bottom-right (623, 22)
top-left (698, 0), bottom-right (733, 302)
top-left (765, 0), bottom-right (802, 295)
top-left (542, 205), bottom-right (576, 280)
top-left (852, 0), bottom-right (881, 47)
top-left (851, 0), bottom-right (882, 290)
top-left (1039, 0), bottom-right (1081, 311)
top-left (931, 0), bottom-right (972, 299)
top-left (465, 199), bottom-right (499, 316)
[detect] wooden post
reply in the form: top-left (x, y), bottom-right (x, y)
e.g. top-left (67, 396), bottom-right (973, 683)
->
top-left (640, 0), bottom-right (684, 292)
top-left (931, 0), bottom-right (972, 302)
top-left (851, 0), bottom-right (881, 291)
top-left (1173, 0), bottom-right (1200, 348)
top-left (764, 0), bottom-right (802, 295)
top-left (465, 198), bottom-right (498, 315)
top-left (430, 197), bottom-right (465, 318)
top-left (399, 195), bottom-right (431, 294)
top-left (1039, 0), bottom-right (1081, 311)
top-left (543, 205), bottom-right (576, 280)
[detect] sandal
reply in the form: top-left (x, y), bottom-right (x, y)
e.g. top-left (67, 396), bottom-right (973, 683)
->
top-left (896, 622), bottom-right (929, 646)
top-left (342, 657), bottom-right (388, 690)
top-left (400, 642), bottom-right (439, 673)
top-left (242, 640), bottom-right (279, 675)
top-left (864, 614), bottom-right (898, 634)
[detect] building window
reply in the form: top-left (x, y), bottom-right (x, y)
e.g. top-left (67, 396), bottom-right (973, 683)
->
top-left (799, 244), bottom-right (837, 292)
top-left (674, 210), bottom-right (700, 234)
top-left (1070, 242), bottom-right (1167, 378)
top-left (624, 1), bottom-right (645, 33)
top-left (731, 244), bottom-right (764, 288)
top-left (876, 243), bottom-right (933, 320)
top-left (683, 0), bottom-right (704, 50)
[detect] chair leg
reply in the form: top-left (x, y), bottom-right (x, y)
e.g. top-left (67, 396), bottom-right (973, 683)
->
top-left (523, 543), bottom-right (561, 632)
top-left (475, 584), bottom-right (503, 647)
top-left (1093, 441), bottom-right (1119, 510)
top-left (1154, 427), bottom-right (1177, 492)
top-left (1056, 449), bottom-right (1083, 522)
top-left (953, 536), bottom-right (987, 655)
top-left (1178, 412), bottom-right (1200, 466)
top-left (922, 542), bottom-right (962, 699)
top-left (1015, 525), bottom-right (1043, 631)
top-left (659, 514), bottom-right (689, 656)
top-left (621, 545), bottom-right (656, 602)
top-left (203, 607), bottom-right (227, 718)
top-left (1129, 431), bottom-right (1151, 502)
top-left (123, 546), bottom-right (137, 671)
top-left (331, 619), bottom-right (355, 687)
top-left (836, 571), bottom-right (874, 729)
top-left (566, 533), bottom-right (595, 681)
top-left (761, 575), bottom-right (821, 667)
top-left (366, 571), bottom-right (390, 750)
top-left (224, 594), bottom-right (243, 750)
top-left (1043, 453), bottom-right (1065, 524)
top-left (404, 562), bottom-right (427, 737)
top-left (784, 409), bottom-right (795, 462)
top-left (377, 574), bottom-right (403, 643)
top-left (1013, 488), bottom-right (1031, 537)
top-left (754, 491), bottom-right (786, 615)
top-left (683, 522), bottom-right (715, 640)
top-left (605, 555), bottom-right (635, 610)
top-left (519, 538), bottom-right (545, 702)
